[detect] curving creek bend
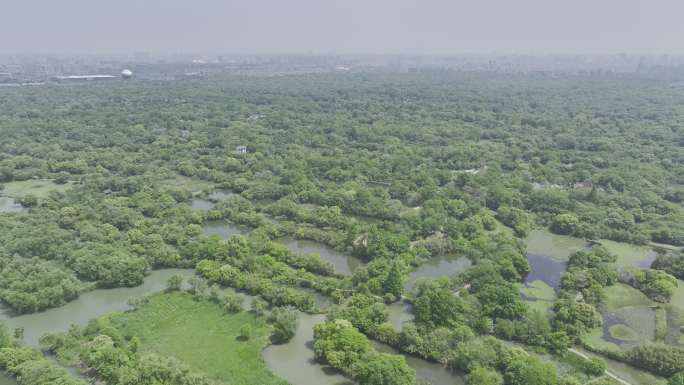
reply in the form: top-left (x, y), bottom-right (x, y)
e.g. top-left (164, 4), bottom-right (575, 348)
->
top-left (0, 223), bottom-right (653, 385)
top-left (0, 224), bottom-right (467, 385)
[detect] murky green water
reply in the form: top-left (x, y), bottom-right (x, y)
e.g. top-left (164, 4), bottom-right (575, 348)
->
top-left (525, 229), bottom-right (588, 261)
top-left (387, 301), bottom-right (414, 331)
top-left (523, 229), bottom-right (589, 290)
top-left (280, 237), bottom-right (362, 276)
top-left (262, 302), bottom-right (463, 385)
top-left (405, 255), bottom-right (471, 292)
top-left (0, 268), bottom-right (195, 346)
top-left (262, 313), bottom-right (354, 385)
top-left (0, 373), bottom-right (16, 385)
top-left (202, 219), bottom-right (248, 238)
top-left (0, 225), bottom-right (657, 385)
top-left (0, 197), bottom-right (23, 213)
top-left (191, 198), bottom-right (215, 211)
top-left (524, 253), bottom-right (567, 290)
top-left (599, 239), bottom-right (659, 269)
top-left (372, 341), bottom-right (466, 385)
top-left (208, 190), bottom-right (236, 201)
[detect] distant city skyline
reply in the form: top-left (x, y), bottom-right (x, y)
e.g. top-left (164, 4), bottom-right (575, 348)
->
top-left (3, 0), bottom-right (684, 54)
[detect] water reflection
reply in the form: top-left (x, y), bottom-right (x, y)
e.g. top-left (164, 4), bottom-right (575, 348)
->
top-left (372, 341), bottom-right (466, 385)
top-left (0, 269), bottom-right (195, 346)
top-left (202, 219), bottom-right (248, 238)
top-left (525, 229), bottom-right (588, 261)
top-left (0, 197), bottom-right (23, 213)
top-left (387, 301), bottom-right (413, 331)
top-left (191, 199), bottom-right (215, 211)
top-left (262, 313), bottom-right (354, 385)
top-left (280, 237), bottom-right (362, 276)
top-left (524, 254), bottom-right (567, 290)
top-left (405, 256), bottom-right (471, 292)
top-left (638, 252), bottom-right (657, 268)
top-left (0, 372), bottom-right (17, 385)
top-left (601, 313), bottom-right (629, 347)
top-left (208, 190), bottom-right (235, 201)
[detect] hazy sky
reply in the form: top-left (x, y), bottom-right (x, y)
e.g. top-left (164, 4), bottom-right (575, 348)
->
top-left (3, 0), bottom-right (683, 54)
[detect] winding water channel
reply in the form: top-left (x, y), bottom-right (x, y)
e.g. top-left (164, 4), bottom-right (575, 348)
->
top-left (0, 269), bottom-right (196, 347)
top-left (280, 237), bottom-right (362, 276)
top-left (0, 197), bottom-right (23, 214)
top-left (0, 219), bottom-right (662, 385)
top-left (262, 313), bottom-right (354, 385)
top-left (202, 219), bottom-right (249, 238)
top-left (405, 255), bottom-right (471, 292)
top-left (523, 229), bottom-right (667, 385)
top-left (372, 341), bottom-right (466, 385)
top-left (0, 373), bottom-right (16, 385)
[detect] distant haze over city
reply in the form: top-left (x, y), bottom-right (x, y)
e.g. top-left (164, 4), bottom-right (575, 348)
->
top-left (3, 0), bottom-right (684, 54)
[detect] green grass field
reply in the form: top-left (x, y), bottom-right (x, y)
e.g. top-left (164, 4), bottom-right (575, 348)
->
top-left (660, 279), bottom-right (684, 346)
top-left (525, 229), bottom-right (588, 261)
top-left (581, 328), bottom-right (622, 353)
top-left (582, 284), bottom-right (658, 351)
top-left (520, 280), bottom-right (556, 314)
top-left (1, 179), bottom-right (72, 198)
top-left (599, 239), bottom-right (655, 269)
top-left (521, 280), bottom-right (556, 301)
top-left (609, 324), bottom-right (639, 342)
top-left (107, 292), bottom-right (287, 385)
top-left (603, 283), bottom-right (654, 311)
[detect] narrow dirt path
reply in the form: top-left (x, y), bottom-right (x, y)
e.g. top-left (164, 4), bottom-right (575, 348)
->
top-left (568, 348), bottom-right (632, 385)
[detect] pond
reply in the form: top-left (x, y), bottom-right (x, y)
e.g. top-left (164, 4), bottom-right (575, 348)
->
top-left (262, 313), bottom-right (354, 385)
top-left (387, 301), bottom-right (414, 331)
top-left (372, 341), bottom-right (466, 385)
top-left (405, 255), bottom-right (471, 292)
top-left (280, 237), bottom-right (362, 276)
top-left (191, 198), bottom-right (215, 211)
top-left (523, 229), bottom-right (590, 291)
top-left (202, 219), bottom-right (249, 238)
top-left (0, 197), bottom-right (23, 213)
top-left (525, 229), bottom-right (588, 261)
top-left (0, 268), bottom-right (196, 346)
top-left (599, 239), bottom-right (659, 269)
top-left (208, 189), bottom-right (236, 201)
top-left (0, 373), bottom-right (16, 385)
top-left (601, 313), bottom-right (631, 346)
top-left (601, 306), bottom-right (655, 348)
top-left (638, 252), bottom-right (658, 268)
top-left (524, 253), bottom-right (567, 290)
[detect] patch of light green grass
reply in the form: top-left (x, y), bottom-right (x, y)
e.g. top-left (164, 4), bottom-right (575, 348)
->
top-left (609, 324), bottom-right (639, 342)
top-left (668, 279), bottom-right (684, 309)
top-left (612, 306), bottom-right (656, 343)
top-left (521, 280), bottom-right (556, 301)
top-left (581, 328), bottom-right (622, 354)
top-left (662, 283), bottom-right (684, 345)
top-left (2, 179), bottom-right (72, 198)
top-left (573, 347), bottom-right (667, 385)
top-left (525, 229), bottom-right (587, 261)
top-left (599, 239), bottom-right (655, 269)
top-left (603, 283), bottom-right (655, 311)
top-left (655, 307), bottom-right (668, 341)
top-left (107, 291), bottom-right (286, 385)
